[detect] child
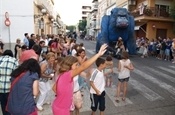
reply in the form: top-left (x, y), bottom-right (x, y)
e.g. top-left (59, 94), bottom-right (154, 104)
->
top-left (52, 44), bottom-right (107, 115)
top-left (104, 55), bottom-right (113, 87)
top-left (115, 51), bottom-right (134, 103)
top-left (89, 58), bottom-right (107, 115)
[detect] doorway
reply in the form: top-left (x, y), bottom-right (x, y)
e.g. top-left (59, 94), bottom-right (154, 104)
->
top-left (156, 29), bottom-right (167, 39)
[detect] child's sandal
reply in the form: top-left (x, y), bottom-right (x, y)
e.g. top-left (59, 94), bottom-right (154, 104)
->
top-left (115, 98), bottom-right (120, 103)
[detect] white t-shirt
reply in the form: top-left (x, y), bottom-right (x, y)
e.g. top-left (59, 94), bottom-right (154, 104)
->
top-left (90, 69), bottom-right (105, 94)
top-left (73, 75), bottom-right (79, 92)
top-left (118, 59), bottom-right (131, 79)
top-left (71, 49), bottom-right (77, 57)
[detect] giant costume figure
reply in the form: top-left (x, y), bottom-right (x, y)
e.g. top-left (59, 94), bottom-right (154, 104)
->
top-left (96, 8), bottom-right (136, 55)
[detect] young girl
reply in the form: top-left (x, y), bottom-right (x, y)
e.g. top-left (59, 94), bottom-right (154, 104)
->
top-left (52, 44), bottom-right (107, 115)
top-left (104, 55), bottom-right (113, 87)
top-left (116, 51), bottom-right (134, 102)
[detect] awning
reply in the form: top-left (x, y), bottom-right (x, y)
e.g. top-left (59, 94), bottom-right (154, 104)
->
top-left (134, 26), bottom-right (140, 30)
top-left (134, 23), bottom-right (146, 30)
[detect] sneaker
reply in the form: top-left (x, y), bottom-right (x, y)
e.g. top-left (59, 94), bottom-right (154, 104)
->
top-left (37, 105), bottom-right (43, 111)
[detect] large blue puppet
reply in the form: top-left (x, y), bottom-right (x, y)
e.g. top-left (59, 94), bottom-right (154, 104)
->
top-left (96, 8), bottom-right (136, 55)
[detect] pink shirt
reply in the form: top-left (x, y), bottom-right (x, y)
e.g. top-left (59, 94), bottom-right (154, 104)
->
top-left (52, 71), bottom-right (73, 115)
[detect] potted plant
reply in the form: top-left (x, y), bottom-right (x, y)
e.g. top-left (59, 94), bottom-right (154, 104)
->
top-left (144, 8), bottom-right (153, 16)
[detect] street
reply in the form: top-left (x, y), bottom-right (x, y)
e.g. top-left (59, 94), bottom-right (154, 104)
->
top-left (37, 38), bottom-right (175, 115)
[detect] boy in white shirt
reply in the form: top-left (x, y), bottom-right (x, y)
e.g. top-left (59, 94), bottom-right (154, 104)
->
top-left (90, 58), bottom-right (106, 115)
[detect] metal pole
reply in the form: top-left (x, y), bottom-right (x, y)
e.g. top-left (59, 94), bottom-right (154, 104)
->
top-left (8, 26), bottom-right (11, 50)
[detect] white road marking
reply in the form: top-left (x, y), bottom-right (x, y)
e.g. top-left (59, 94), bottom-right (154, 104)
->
top-left (169, 66), bottom-right (175, 69)
top-left (80, 87), bottom-right (91, 112)
top-left (134, 69), bottom-right (175, 95)
top-left (86, 49), bottom-right (95, 55)
top-left (146, 67), bottom-right (175, 83)
top-left (105, 87), bottom-right (133, 107)
top-left (129, 78), bottom-right (163, 101)
top-left (157, 66), bottom-right (175, 75)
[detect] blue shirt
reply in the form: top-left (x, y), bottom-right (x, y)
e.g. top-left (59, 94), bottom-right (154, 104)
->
top-left (7, 71), bottom-right (39, 115)
top-left (23, 37), bottom-right (29, 47)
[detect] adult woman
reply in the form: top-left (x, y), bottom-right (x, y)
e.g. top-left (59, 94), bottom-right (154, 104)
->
top-left (36, 52), bottom-right (55, 111)
top-left (14, 38), bottom-right (21, 59)
top-left (6, 59), bottom-right (41, 115)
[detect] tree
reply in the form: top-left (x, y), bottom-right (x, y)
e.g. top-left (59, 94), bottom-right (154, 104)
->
top-left (170, 0), bottom-right (175, 33)
top-left (78, 19), bottom-right (87, 32)
top-left (66, 26), bottom-right (76, 33)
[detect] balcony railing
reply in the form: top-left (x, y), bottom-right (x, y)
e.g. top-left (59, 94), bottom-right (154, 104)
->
top-left (131, 7), bottom-right (171, 18)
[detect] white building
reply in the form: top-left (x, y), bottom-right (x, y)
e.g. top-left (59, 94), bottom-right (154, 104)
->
top-left (0, 0), bottom-right (34, 49)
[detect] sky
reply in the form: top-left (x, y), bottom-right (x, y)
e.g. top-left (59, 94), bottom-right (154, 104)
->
top-left (55, 0), bottom-right (91, 26)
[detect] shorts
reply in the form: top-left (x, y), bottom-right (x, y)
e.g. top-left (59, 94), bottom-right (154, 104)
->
top-left (90, 91), bottom-right (105, 112)
top-left (118, 77), bottom-right (130, 82)
top-left (165, 49), bottom-right (170, 56)
top-left (160, 50), bottom-right (165, 55)
top-left (70, 90), bottom-right (83, 111)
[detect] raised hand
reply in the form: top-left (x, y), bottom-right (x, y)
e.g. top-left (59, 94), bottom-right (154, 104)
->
top-left (97, 44), bottom-right (108, 56)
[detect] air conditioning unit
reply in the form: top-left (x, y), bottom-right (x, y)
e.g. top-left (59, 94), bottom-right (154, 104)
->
top-left (128, 0), bottom-right (136, 5)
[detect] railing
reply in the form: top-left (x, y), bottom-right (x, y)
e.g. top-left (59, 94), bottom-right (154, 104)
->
top-left (131, 7), bottom-right (170, 18)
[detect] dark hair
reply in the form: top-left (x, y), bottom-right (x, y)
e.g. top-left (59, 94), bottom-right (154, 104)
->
top-left (32, 44), bottom-right (42, 55)
top-left (24, 33), bottom-right (28, 37)
top-left (76, 48), bottom-right (85, 56)
top-left (39, 41), bottom-right (45, 45)
top-left (21, 45), bottom-right (27, 50)
top-left (96, 58), bottom-right (105, 67)
top-left (30, 33), bottom-right (35, 38)
top-left (3, 49), bottom-right (13, 57)
top-left (121, 51), bottom-right (129, 59)
top-left (79, 43), bottom-right (84, 47)
top-left (11, 58), bottom-right (41, 78)
top-left (106, 55), bottom-right (112, 61)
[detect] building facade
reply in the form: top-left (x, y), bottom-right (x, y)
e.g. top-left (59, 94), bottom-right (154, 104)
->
top-left (127, 0), bottom-right (175, 40)
top-left (0, 0), bottom-right (65, 50)
top-left (0, 0), bottom-right (34, 46)
top-left (81, 3), bottom-right (91, 20)
top-left (34, 0), bottom-right (63, 35)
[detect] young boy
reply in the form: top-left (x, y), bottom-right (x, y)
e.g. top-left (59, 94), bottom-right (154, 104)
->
top-left (90, 58), bottom-right (106, 115)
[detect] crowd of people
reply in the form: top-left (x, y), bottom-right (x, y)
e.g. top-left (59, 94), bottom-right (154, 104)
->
top-left (0, 32), bottom-right (136, 115)
top-left (136, 37), bottom-right (175, 63)
top-left (0, 32), bottom-right (174, 115)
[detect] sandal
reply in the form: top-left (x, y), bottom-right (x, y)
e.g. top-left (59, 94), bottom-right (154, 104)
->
top-left (115, 98), bottom-right (120, 103)
top-left (122, 97), bottom-right (126, 101)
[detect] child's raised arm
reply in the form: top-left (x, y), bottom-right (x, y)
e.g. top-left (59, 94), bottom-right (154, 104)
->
top-left (71, 44), bottom-right (107, 78)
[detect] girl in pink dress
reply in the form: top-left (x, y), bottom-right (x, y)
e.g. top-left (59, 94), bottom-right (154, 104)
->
top-left (52, 44), bottom-right (107, 115)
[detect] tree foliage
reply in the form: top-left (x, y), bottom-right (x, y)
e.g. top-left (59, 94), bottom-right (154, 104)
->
top-left (78, 19), bottom-right (87, 31)
top-left (66, 26), bottom-right (76, 33)
top-left (170, 0), bottom-right (175, 19)
top-left (170, 0), bottom-right (175, 34)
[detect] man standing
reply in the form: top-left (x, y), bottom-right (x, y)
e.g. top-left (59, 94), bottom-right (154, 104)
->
top-left (23, 33), bottom-right (29, 49)
top-left (0, 50), bottom-right (18, 115)
top-left (29, 33), bottom-right (36, 49)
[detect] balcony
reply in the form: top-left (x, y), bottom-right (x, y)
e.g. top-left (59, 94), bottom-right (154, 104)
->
top-left (35, 0), bottom-right (45, 9)
top-left (131, 7), bottom-right (175, 22)
top-left (92, 0), bottom-right (98, 3)
top-left (91, 3), bottom-right (98, 12)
